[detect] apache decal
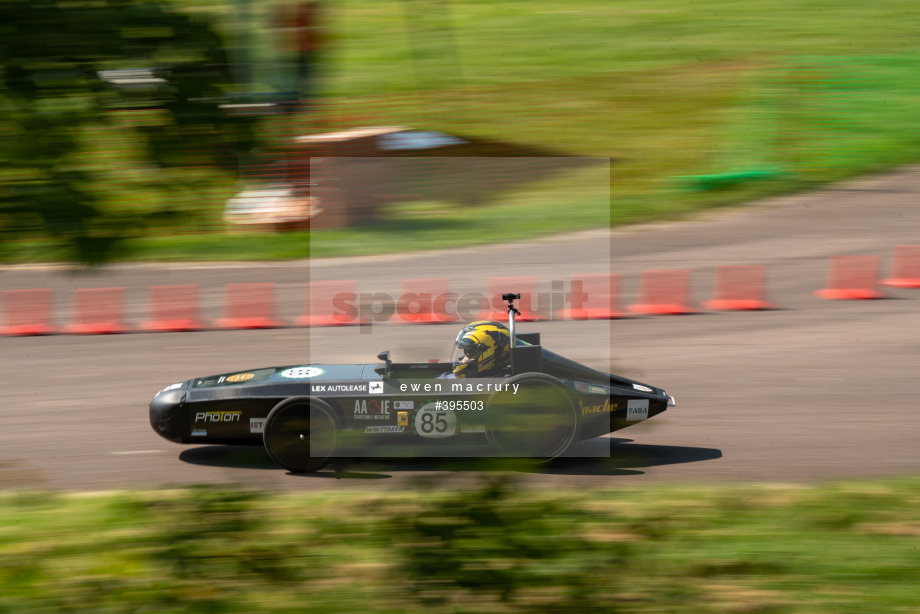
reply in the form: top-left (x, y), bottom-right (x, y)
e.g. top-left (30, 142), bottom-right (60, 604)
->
top-left (579, 399), bottom-right (616, 418)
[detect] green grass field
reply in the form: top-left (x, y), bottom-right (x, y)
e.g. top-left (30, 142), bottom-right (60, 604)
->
top-left (3, 476), bottom-right (920, 612)
top-left (7, 0), bottom-right (920, 262)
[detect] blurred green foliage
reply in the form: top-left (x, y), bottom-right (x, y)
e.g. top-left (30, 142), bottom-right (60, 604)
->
top-left (0, 0), bottom-right (256, 263)
top-left (2, 476), bottom-right (920, 612)
top-left (6, 1), bottom-right (920, 262)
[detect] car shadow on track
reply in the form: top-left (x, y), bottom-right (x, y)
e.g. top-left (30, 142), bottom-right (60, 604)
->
top-left (178, 437), bottom-right (722, 480)
top-left (325, 438), bottom-right (722, 479)
top-left (544, 437), bottom-right (723, 476)
top-left (179, 446), bottom-right (277, 471)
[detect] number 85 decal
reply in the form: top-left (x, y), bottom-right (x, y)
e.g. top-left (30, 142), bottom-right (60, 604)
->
top-left (414, 403), bottom-right (457, 438)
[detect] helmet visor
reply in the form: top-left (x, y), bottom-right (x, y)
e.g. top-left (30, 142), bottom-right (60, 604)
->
top-left (451, 337), bottom-right (483, 367)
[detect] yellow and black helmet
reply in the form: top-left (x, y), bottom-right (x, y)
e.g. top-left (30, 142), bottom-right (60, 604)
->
top-left (451, 320), bottom-right (511, 378)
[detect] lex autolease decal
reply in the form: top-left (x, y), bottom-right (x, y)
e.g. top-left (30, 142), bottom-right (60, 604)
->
top-left (369, 381), bottom-right (384, 394)
top-left (311, 384), bottom-right (367, 393)
top-left (627, 399), bottom-right (649, 421)
top-left (415, 403), bottom-right (457, 438)
top-left (280, 367), bottom-right (324, 379)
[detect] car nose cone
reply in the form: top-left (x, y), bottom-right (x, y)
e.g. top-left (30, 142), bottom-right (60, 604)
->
top-left (149, 383), bottom-right (188, 443)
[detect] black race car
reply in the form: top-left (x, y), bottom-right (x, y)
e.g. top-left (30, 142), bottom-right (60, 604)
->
top-left (150, 294), bottom-right (676, 472)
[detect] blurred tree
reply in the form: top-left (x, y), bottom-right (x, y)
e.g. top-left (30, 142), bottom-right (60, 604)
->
top-left (0, 0), bottom-right (257, 264)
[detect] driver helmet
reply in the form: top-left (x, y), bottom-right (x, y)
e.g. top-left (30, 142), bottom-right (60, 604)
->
top-left (451, 320), bottom-right (511, 378)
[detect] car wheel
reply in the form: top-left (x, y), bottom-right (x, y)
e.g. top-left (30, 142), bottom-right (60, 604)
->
top-left (485, 373), bottom-right (579, 461)
top-left (263, 397), bottom-right (338, 473)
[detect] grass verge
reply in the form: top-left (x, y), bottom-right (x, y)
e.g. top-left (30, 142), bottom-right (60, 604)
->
top-left (8, 0), bottom-right (920, 262)
top-left (2, 475), bottom-right (920, 612)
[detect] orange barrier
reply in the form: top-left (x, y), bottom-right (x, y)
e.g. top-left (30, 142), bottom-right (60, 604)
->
top-left (215, 283), bottom-right (283, 329)
top-left (814, 255), bottom-right (884, 300)
top-left (480, 276), bottom-right (545, 321)
top-left (1, 289), bottom-right (55, 335)
top-left (881, 245), bottom-right (920, 288)
top-left (628, 270), bottom-right (696, 315)
top-left (297, 280), bottom-right (363, 326)
top-left (556, 274), bottom-right (624, 319)
top-left (397, 277), bottom-right (457, 323)
top-left (703, 265), bottom-right (774, 311)
top-left (139, 285), bottom-right (204, 332)
top-left (9, 254), bottom-right (920, 335)
top-left (63, 287), bottom-right (129, 334)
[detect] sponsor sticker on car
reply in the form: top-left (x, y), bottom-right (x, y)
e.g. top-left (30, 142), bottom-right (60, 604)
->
top-left (626, 399), bottom-right (649, 421)
top-left (414, 403), bottom-right (457, 438)
top-left (312, 384), bottom-right (367, 393)
top-left (354, 399), bottom-right (391, 421)
top-left (280, 367), bottom-right (325, 379)
top-left (365, 426), bottom-right (404, 434)
top-left (579, 399), bottom-right (616, 417)
top-left (250, 418), bottom-right (265, 434)
top-left (226, 373), bottom-right (256, 383)
top-left (192, 368), bottom-right (276, 388)
top-left (369, 381), bottom-right (384, 394)
top-left (195, 411), bottom-right (241, 423)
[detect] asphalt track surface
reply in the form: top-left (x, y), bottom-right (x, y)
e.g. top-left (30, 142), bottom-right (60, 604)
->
top-left (2, 166), bottom-right (920, 491)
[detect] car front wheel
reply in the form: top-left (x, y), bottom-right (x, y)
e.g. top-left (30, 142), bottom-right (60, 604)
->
top-left (263, 397), bottom-right (338, 473)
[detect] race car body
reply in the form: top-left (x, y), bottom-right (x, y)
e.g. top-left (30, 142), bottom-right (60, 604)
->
top-left (150, 296), bottom-right (676, 472)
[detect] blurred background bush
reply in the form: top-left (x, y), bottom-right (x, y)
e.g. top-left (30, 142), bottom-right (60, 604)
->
top-left (4, 0), bottom-right (920, 263)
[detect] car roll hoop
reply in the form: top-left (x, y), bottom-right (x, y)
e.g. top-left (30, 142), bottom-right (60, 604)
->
top-left (502, 292), bottom-right (521, 345)
top-left (503, 292), bottom-right (542, 375)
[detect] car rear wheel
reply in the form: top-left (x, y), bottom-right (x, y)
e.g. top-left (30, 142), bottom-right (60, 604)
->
top-left (263, 397), bottom-right (338, 473)
top-left (485, 373), bottom-right (579, 461)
